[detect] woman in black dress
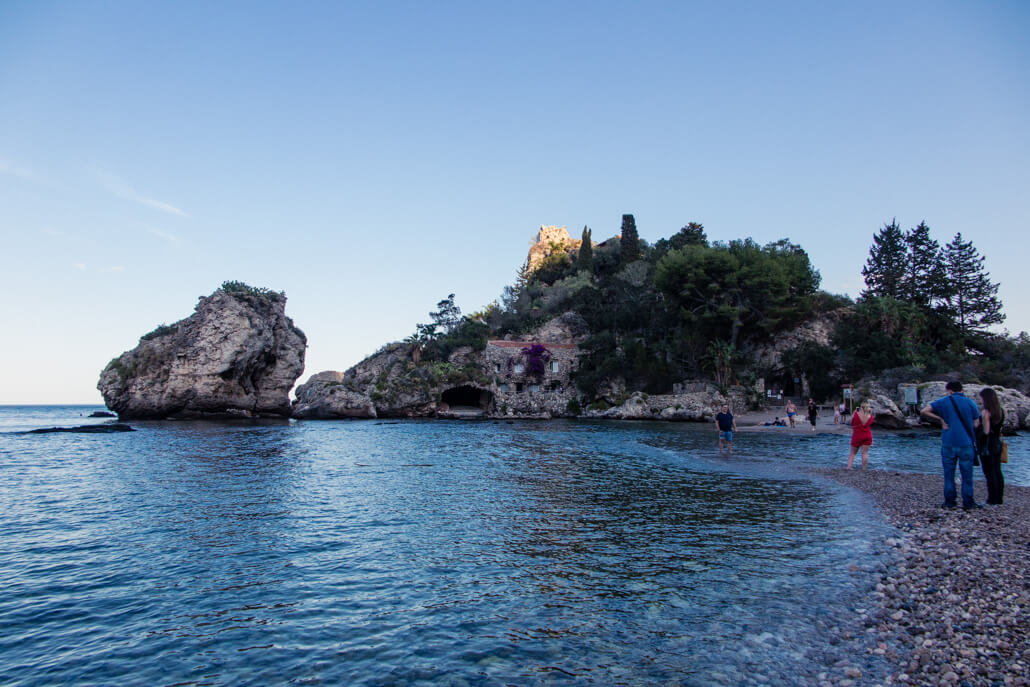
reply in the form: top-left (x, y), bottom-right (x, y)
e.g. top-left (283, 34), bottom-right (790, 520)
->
top-left (807, 398), bottom-right (818, 431)
top-left (978, 387), bottom-right (1005, 505)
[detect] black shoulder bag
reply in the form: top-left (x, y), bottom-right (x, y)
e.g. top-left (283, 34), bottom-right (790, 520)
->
top-left (949, 396), bottom-right (980, 466)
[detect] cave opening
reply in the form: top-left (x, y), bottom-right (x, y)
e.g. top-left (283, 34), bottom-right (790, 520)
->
top-left (441, 385), bottom-right (492, 410)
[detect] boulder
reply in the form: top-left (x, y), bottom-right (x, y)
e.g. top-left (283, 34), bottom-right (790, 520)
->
top-left (582, 389), bottom-right (729, 421)
top-left (866, 393), bottom-right (908, 429)
top-left (292, 372), bottom-right (377, 419)
top-left (98, 285), bottom-right (306, 419)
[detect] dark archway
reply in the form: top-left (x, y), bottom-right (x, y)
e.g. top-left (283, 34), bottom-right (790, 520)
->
top-left (441, 385), bottom-right (492, 410)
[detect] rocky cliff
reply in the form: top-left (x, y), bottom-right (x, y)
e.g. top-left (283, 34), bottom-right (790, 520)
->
top-left (292, 314), bottom-right (588, 420)
top-left (98, 285), bottom-right (306, 419)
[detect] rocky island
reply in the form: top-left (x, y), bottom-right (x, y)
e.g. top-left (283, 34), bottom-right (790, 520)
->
top-left (98, 282), bottom-right (306, 419)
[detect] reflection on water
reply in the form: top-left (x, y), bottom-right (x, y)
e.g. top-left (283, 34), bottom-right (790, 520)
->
top-left (2, 408), bottom-right (1021, 685)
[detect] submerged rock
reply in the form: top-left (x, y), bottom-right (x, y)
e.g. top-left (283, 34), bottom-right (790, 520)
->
top-left (97, 284), bottom-right (306, 419)
top-left (28, 424), bottom-right (135, 434)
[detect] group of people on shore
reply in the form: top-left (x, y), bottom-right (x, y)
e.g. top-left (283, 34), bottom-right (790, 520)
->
top-left (715, 380), bottom-right (1007, 507)
top-left (920, 381), bottom-right (1006, 509)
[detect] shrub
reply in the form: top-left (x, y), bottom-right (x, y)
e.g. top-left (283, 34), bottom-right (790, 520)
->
top-left (140, 323), bottom-right (177, 341)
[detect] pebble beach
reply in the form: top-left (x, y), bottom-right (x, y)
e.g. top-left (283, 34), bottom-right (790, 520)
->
top-left (814, 468), bottom-right (1030, 687)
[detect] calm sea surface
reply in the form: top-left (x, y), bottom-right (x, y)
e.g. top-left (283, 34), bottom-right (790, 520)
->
top-left (2, 406), bottom-right (1027, 686)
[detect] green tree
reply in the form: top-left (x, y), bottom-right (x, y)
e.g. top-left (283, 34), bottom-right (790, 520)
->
top-left (943, 232), bottom-right (1004, 338)
top-left (430, 294), bottom-right (462, 333)
top-left (903, 221), bottom-right (948, 308)
top-left (654, 238), bottom-right (819, 350)
top-left (652, 222), bottom-right (709, 261)
top-left (620, 214), bottom-right (640, 263)
top-left (577, 226), bottom-right (593, 273)
top-left (861, 219), bottom-right (907, 300)
top-left (833, 297), bottom-right (930, 378)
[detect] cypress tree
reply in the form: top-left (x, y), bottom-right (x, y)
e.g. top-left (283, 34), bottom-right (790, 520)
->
top-left (943, 232), bottom-right (1004, 337)
top-left (903, 221), bottom-right (948, 308)
top-left (861, 219), bottom-right (908, 300)
top-left (620, 214), bottom-right (640, 263)
top-left (578, 226), bottom-right (593, 273)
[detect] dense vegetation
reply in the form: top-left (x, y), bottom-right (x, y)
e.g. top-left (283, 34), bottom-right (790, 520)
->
top-left (790, 219), bottom-right (1025, 398)
top-left (405, 216), bottom-right (1027, 404)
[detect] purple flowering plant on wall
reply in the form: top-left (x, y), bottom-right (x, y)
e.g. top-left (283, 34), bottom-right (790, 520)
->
top-left (520, 344), bottom-right (551, 378)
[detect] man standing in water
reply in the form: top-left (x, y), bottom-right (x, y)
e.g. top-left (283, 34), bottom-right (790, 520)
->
top-left (715, 404), bottom-right (737, 455)
top-left (921, 380), bottom-right (982, 510)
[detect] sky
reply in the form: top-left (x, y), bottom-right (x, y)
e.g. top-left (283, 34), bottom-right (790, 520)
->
top-left (1, 1), bottom-right (1028, 404)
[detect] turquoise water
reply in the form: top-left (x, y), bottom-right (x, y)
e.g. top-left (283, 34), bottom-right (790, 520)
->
top-left (1, 406), bottom-right (1025, 686)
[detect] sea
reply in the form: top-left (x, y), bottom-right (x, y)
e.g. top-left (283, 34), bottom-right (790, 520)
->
top-left (1, 405), bottom-right (1027, 687)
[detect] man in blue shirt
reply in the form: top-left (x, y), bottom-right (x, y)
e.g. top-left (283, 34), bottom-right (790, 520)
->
top-left (921, 380), bottom-right (982, 510)
top-left (715, 404), bottom-right (737, 455)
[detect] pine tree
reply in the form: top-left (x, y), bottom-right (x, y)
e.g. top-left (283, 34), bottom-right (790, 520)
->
top-left (861, 219), bottom-right (908, 300)
top-left (578, 226), bottom-right (593, 273)
top-left (943, 232), bottom-right (1004, 337)
top-left (620, 214), bottom-right (640, 263)
top-left (903, 221), bottom-right (948, 308)
top-left (430, 294), bottom-right (462, 333)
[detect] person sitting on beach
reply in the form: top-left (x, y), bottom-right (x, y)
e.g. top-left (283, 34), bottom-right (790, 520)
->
top-left (784, 399), bottom-right (797, 428)
top-left (715, 404), bottom-right (737, 455)
top-left (847, 400), bottom-right (874, 469)
top-left (762, 416), bottom-right (787, 427)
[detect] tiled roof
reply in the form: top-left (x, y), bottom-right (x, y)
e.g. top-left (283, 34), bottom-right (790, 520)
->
top-left (486, 340), bottom-right (578, 349)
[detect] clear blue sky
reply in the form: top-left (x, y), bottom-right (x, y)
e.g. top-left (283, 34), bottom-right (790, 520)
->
top-left (2, 1), bottom-right (1028, 404)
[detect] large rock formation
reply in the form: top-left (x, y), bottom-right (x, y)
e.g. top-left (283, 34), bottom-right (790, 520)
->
top-left (98, 285), bottom-right (306, 419)
top-left (292, 315), bottom-right (589, 420)
top-left (526, 225), bottom-right (581, 271)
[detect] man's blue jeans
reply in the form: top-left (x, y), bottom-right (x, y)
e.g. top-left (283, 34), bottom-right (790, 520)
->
top-left (941, 444), bottom-right (975, 507)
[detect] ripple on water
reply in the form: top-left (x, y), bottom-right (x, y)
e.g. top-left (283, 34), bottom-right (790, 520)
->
top-left (0, 413), bottom-right (907, 685)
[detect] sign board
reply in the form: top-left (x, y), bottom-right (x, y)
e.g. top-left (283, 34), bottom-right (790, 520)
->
top-left (904, 387), bottom-right (919, 405)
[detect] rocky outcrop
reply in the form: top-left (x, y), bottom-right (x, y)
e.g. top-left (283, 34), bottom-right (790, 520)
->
top-left (527, 225), bottom-right (581, 271)
top-left (292, 316), bottom-right (589, 420)
top-left (582, 387), bottom-right (740, 422)
top-left (747, 308), bottom-right (852, 371)
top-left (98, 285), bottom-right (306, 419)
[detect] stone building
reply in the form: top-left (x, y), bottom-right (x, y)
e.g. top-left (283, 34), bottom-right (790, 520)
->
top-left (481, 340), bottom-right (580, 417)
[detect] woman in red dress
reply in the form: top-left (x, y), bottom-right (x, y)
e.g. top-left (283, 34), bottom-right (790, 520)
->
top-left (847, 400), bottom-right (874, 469)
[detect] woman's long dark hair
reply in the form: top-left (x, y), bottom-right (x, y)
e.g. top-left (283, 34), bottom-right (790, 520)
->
top-left (979, 387), bottom-right (1004, 428)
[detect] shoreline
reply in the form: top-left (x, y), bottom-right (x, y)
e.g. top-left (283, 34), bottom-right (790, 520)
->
top-left (813, 468), bottom-right (1030, 686)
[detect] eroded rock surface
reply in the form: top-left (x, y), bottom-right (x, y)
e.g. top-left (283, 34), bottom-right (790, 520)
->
top-left (98, 286), bottom-right (306, 419)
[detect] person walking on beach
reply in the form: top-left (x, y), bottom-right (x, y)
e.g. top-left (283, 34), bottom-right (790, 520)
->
top-left (977, 387), bottom-right (1005, 505)
top-left (833, 404), bottom-right (841, 425)
top-left (847, 400), bottom-right (875, 469)
top-left (715, 404), bottom-right (737, 455)
top-left (921, 381), bottom-right (982, 510)
top-left (785, 399), bottom-right (797, 428)
top-left (807, 399), bottom-right (818, 431)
